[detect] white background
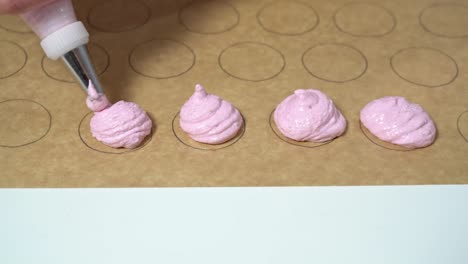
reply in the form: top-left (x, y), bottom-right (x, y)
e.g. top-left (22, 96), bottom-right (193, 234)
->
top-left (1, 185), bottom-right (467, 263)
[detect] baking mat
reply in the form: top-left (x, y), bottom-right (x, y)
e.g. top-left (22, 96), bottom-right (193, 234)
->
top-left (0, 0), bottom-right (466, 187)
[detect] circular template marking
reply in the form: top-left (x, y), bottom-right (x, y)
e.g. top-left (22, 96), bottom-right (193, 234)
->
top-left (0, 99), bottom-right (51, 148)
top-left (88, 0), bottom-right (151, 32)
top-left (390, 47), bottom-right (458, 87)
top-left (129, 39), bottom-right (196, 79)
top-left (42, 43), bottom-right (109, 83)
top-left (78, 112), bottom-right (154, 154)
top-left (218, 41), bottom-right (285, 81)
top-left (178, 0), bottom-right (240, 34)
top-left (420, 3), bottom-right (468, 38)
top-left (0, 40), bottom-right (27, 79)
top-left (257, 0), bottom-right (319, 35)
top-left (0, 15), bottom-right (32, 33)
top-left (457, 110), bottom-right (468, 142)
top-left (269, 109), bottom-right (333, 148)
top-left (172, 111), bottom-right (245, 151)
top-left (302, 43), bottom-right (367, 83)
top-left (360, 121), bottom-right (417, 151)
top-left (333, 2), bottom-right (396, 37)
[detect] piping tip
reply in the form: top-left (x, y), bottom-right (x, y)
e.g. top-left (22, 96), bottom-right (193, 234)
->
top-left (61, 44), bottom-right (105, 95)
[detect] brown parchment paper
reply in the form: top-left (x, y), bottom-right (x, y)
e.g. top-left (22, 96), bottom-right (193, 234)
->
top-left (0, 0), bottom-right (466, 187)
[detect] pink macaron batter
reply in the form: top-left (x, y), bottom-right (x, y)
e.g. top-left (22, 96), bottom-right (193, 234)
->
top-left (86, 82), bottom-right (152, 149)
top-left (86, 82), bottom-right (111, 112)
top-left (179, 84), bottom-right (243, 144)
top-left (274, 89), bottom-right (347, 142)
top-left (360, 96), bottom-right (436, 149)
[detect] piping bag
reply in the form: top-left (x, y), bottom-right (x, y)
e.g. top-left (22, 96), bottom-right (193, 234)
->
top-left (19, 0), bottom-right (153, 149)
top-left (20, 0), bottom-right (104, 94)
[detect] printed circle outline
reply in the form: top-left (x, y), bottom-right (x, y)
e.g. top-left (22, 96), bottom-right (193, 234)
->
top-left (359, 121), bottom-right (416, 152)
top-left (178, 1), bottom-right (240, 34)
top-left (301, 43), bottom-right (368, 83)
top-left (256, 0), bottom-right (320, 36)
top-left (0, 40), bottom-right (27, 79)
top-left (129, 38), bottom-right (196, 79)
top-left (218, 41), bottom-right (286, 82)
top-left (87, 0), bottom-right (151, 33)
top-left (457, 110), bottom-right (468, 142)
top-left (419, 3), bottom-right (468, 38)
top-left (268, 109), bottom-right (334, 149)
top-left (333, 2), bottom-right (397, 37)
top-left (0, 16), bottom-right (32, 33)
top-left (78, 111), bottom-right (154, 154)
top-left (0, 99), bottom-right (52, 148)
top-left (390, 47), bottom-right (459, 88)
top-left (171, 111), bottom-right (246, 151)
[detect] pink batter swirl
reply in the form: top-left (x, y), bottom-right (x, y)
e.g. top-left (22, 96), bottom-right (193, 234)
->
top-left (360, 96), bottom-right (436, 149)
top-left (86, 82), bottom-right (152, 149)
top-left (274, 89), bottom-right (346, 142)
top-left (179, 84), bottom-right (243, 144)
top-left (86, 82), bottom-right (111, 112)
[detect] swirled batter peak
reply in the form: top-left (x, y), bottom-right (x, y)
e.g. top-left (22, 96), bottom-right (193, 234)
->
top-left (274, 89), bottom-right (346, 142)
top-left (179, 84), bottom-right (243, 144)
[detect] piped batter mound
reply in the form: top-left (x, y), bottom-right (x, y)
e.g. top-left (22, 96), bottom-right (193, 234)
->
top-left (274, 89), bottom-right (347, 142)
top-left (360, 96), bottom-right (436, 149)
top-left (179, 84), bottom-right (243, 144)
top-left (86, 82), bottom-right (152, 149)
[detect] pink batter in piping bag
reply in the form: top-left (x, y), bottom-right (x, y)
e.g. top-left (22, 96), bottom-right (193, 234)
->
top-left (21, 0), bottom-right (105, 94)
top-left (19, 0), bottom-right (153, 149)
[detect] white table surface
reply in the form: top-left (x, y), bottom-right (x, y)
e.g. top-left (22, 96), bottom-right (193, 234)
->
top-left (1, 185), bottom-right (467, 264)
